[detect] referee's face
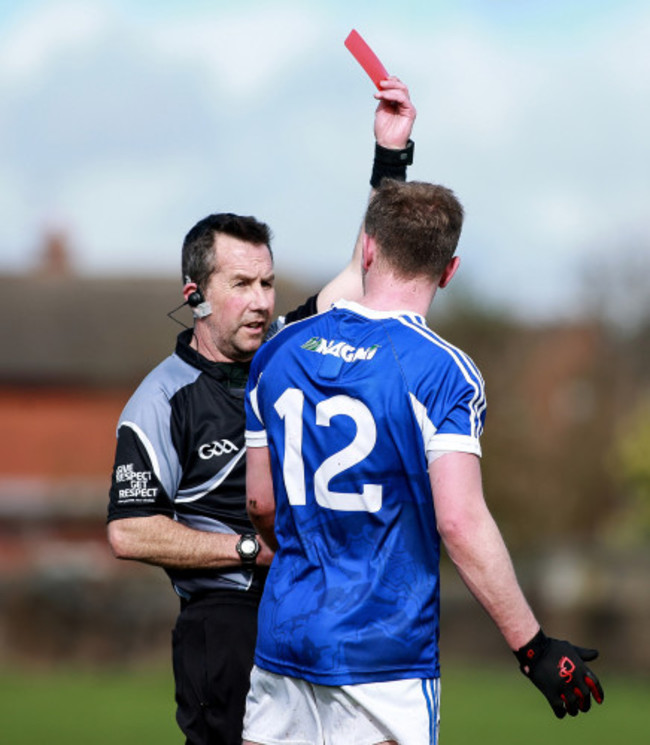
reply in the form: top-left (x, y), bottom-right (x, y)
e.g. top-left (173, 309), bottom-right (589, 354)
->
top-left (200, 234), bottom-right (275, 363)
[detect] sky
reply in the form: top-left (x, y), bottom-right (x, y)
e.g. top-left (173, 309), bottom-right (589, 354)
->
top-left (0, 0), bottom-right (648, 320)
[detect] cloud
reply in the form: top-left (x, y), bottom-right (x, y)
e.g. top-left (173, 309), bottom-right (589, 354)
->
top-left (0, 0), bottom-right (648, 320)
top-left (149, 3), bottom-right (327, 102)
top-left (0, 2), bottom-right (110, 81)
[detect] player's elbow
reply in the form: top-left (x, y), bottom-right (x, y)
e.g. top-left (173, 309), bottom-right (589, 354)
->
top-left (246, 499), bottom-right (273, 530)
top-left (436, 501), bottom-right (487, 556)
top-left (437, 499), bottom-right (501, 571)
top-left (436, 511), bottom-right (467, 548)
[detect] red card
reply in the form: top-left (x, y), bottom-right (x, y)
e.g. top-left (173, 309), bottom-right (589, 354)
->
top-left (344, 29), bottom-right (389, 90)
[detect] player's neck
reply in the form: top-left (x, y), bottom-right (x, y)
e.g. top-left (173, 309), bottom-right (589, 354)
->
top-left (361, 273), bottom-right (437, 317)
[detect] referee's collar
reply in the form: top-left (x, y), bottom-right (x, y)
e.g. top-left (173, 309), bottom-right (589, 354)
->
top-left (175, 328), bottom-right (250, 388)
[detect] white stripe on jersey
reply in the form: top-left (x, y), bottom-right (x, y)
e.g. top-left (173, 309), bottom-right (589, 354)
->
top-left (175, 447), bottom-right (246, 503)
top-left (121, 420), bottom-right (162, 482)
top-left (396, 314), bottom-right (486, 440)
top-left (409, 392), bottom-right (438, 452)
top-left (409, 393), bottom-right (482, 459)
top-left (248, 371), bottom-right (263, 426)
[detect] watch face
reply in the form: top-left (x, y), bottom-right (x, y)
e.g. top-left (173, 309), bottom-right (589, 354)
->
top-left (240, 537), bottom-right (257, 557)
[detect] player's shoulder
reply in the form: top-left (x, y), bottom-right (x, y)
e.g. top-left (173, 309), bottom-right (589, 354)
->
top-left (390, 314), bottom-right (483, 381)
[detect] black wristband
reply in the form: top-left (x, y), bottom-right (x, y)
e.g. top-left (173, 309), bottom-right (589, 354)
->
top-left (514, 628), bottom-right (549, 672)
top-left (370, 139), bottom-right (415, 188)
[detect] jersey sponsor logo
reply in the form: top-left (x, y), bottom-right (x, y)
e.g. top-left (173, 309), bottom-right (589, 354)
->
top-left (301, 336), bottom-right (379, 362)
top-left (115, 463), bottom-right (158, 501)
top-left (198, 439), bottom-right (239, 460)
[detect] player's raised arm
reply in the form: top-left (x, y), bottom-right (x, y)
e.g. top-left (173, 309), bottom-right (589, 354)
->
top-left (316, 77), bottom-right (417, 311)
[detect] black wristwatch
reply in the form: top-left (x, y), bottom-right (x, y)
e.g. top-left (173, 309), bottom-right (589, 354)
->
top-left (236, 534), bottom-right (260, 566)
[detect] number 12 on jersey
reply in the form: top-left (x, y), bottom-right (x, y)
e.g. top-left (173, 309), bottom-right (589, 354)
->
top-left (273, 388), bottom-right (383, 513)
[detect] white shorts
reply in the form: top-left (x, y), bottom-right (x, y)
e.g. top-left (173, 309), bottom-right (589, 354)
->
top-left (242, 666), bottom-right (440, 745)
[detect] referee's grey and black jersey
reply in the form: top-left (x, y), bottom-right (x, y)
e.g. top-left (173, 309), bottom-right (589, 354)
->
top-left (108, 328), bottom-right (259, 598)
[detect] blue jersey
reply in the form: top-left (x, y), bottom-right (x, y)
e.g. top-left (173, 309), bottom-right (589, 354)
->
top-left (245, 300), bottom-right (486, 685)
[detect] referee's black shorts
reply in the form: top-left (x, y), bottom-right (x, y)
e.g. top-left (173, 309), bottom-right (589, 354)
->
top-left (172, 589), bottom-right (260, 745)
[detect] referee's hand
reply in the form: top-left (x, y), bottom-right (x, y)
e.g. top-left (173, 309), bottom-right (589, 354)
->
top-left (514, 629), bottom-right (604, 718)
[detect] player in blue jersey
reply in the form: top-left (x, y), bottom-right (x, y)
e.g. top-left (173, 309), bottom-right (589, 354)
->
top-left (243, 180), bottom-right (604, 744)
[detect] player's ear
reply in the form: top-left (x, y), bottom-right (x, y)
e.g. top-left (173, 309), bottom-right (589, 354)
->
top-left (362, 233), bottom-right (376, 272)
top-left (439, 256), bottom-right (460, 289)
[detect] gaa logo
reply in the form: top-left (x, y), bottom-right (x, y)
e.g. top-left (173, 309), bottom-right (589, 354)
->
top-left (198, 439), bottom-right (239, 460)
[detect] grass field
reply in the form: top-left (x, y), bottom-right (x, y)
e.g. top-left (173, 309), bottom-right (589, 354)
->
top-left (1, 663), bottom-right (647, 744)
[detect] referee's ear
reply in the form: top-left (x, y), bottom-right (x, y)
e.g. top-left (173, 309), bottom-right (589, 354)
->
top-left (438, 256), bottom-right (460, 289)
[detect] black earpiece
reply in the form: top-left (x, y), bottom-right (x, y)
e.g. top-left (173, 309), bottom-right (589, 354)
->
top-left (167, 283), bottom-right (211, 327)
top-left (187, 288), bottom-right (204, 308)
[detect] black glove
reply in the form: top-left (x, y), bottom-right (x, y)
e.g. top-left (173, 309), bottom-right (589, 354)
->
top-left (514, 629), bottom-right (604, 718)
